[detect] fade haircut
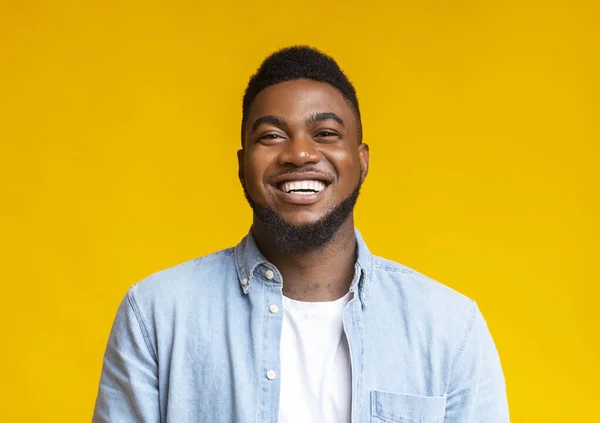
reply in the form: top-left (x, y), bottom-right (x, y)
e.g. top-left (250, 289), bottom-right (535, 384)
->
top-left (241, 45), bottom-right (362, 147)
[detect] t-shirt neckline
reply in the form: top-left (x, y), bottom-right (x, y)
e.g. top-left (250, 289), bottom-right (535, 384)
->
top-left (282, 291), bottom-right (353, 311)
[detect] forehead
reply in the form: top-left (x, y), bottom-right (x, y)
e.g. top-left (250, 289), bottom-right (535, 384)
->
top-left (247, 79), bottom-right (356, 126)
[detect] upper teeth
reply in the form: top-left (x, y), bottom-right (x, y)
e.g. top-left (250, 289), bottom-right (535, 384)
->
top-left (281, 180), bottom-right (327, 193)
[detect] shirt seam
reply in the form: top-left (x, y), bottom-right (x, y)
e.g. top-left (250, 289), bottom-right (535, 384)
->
top-left (373, 264), bottom-right (422, 274)
top-left (195, 250), bottom-right (232, 261)
top-left (127, 287), bottom-right (158, 362)
top-left (445, 299), bottom-right (477, 393)
top-left (180, 249), bottom-right (233, 267)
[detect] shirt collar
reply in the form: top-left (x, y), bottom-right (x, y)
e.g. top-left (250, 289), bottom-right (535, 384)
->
top-left (234, 228), bottom-right (373, 306)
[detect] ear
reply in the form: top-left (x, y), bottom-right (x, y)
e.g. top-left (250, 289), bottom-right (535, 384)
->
top-left (237, 148), bottom-right (245, 188)
top-left (358, 142), bottom-right (369, 183)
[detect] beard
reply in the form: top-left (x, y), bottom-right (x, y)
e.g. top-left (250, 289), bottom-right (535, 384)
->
top-left (244, 181), bottom-right (362, 253)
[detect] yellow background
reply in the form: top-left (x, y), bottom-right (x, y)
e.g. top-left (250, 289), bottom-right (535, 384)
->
top-left (1, 0), bottom-right (598, 421)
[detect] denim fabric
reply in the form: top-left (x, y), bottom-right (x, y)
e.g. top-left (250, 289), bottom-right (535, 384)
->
top-left (93, 229), bottom-right (509, 422)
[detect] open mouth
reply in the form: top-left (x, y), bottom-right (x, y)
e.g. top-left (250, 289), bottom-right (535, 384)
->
top-left (276, 180), bottom-right (328, 195)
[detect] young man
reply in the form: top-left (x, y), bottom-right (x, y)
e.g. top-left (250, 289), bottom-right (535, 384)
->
top-left (93, 46), bottom-right (509, 422)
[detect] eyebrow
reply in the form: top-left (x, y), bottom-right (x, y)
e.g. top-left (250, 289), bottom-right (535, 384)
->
top-left (306, 112), bottom-right (345, 127)
top-left (251, 115), bottom-right (288, 134)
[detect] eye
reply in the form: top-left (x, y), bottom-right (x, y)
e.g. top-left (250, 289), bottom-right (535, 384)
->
top-left (260, 133), bottom-right (282, 140)
top-left (258, 133), bottom-right (286, 144)
top-left (315, 130), bottom-right (340, 139)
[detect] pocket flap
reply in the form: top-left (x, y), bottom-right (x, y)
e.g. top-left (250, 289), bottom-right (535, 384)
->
top-left (371, 390), bottom-right (446, 422)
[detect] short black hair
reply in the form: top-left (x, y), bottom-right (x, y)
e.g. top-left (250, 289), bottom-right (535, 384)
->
top-left (241, 45), bottom-right (362, 146)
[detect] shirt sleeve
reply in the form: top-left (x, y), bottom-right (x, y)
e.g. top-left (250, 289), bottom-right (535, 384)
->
top-left (444, 302), bottom-right (510, 422)
top-left (92, 288), bottom-right (161, 423)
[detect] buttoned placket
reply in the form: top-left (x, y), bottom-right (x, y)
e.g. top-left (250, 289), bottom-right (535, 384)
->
top-left (343, 263), bottom-right (366, 423)
top-left (254, 264), bottom-right (284, 423)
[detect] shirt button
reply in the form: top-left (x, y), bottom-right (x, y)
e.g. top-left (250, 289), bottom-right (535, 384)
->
top-left (241, 277), bottom-right (248, 286)
top-left (266, 370), bottom-right (277, 380)
top-left (265, 270), bottom-right (274, 280)
top-left (269, 304), bottom-right (279, 314)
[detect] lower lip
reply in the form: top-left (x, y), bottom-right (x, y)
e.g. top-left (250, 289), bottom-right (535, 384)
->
top-left (272, 185), bottom-right (328, 205)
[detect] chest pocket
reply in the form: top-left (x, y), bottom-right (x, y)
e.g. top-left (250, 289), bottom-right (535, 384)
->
top-left (371, 390), bottom-right (446, 423)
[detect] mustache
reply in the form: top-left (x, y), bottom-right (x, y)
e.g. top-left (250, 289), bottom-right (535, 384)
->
top-left (267, 166), bottom-right (335, 184)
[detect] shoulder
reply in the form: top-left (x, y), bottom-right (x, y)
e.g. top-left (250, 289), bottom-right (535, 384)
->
top-left (369, 255), bottom-right (477, 333)
top-left (371, 255), bottom-right (474, 305)
top-left (128, 247), bottom-right (235, 308)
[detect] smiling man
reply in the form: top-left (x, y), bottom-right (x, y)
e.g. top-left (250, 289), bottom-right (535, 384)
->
top-left (93, 46), bottom-right (509, 423)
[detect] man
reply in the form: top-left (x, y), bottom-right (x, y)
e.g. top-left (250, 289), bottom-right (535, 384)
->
top-left (93, 46), bottom-right (509, 422)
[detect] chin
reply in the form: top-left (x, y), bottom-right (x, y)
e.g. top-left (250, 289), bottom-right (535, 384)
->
top-left (278, 212), bottom-right (325, 228)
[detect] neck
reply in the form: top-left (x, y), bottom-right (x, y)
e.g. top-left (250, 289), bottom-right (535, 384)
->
top-left (252, 216), bottom-right (357, 302)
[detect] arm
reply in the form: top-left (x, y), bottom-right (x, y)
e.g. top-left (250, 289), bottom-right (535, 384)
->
top-left (92, 288), bottom-right (160, 422)
top-left (444, 302), bottom-right (510, 422)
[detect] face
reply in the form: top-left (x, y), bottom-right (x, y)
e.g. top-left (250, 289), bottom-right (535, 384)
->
top-left (238, 78), bottom-right (369, 249)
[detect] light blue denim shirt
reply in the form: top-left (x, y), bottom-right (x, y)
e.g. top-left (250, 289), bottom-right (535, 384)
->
top-left (93, 229), bottom-right (509, 422)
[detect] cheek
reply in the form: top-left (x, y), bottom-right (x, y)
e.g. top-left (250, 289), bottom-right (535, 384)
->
top-left (244, 152), bottom-right (272, 196)
top-left (326, 148), bottom-right (361, 185)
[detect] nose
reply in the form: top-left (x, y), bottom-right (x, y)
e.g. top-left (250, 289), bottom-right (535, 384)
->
top-left (278, 134), bottom-right (320, 167)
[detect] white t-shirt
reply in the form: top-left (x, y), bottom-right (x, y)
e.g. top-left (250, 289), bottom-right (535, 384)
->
top-left (278, 291), bottom-right (353, 423)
